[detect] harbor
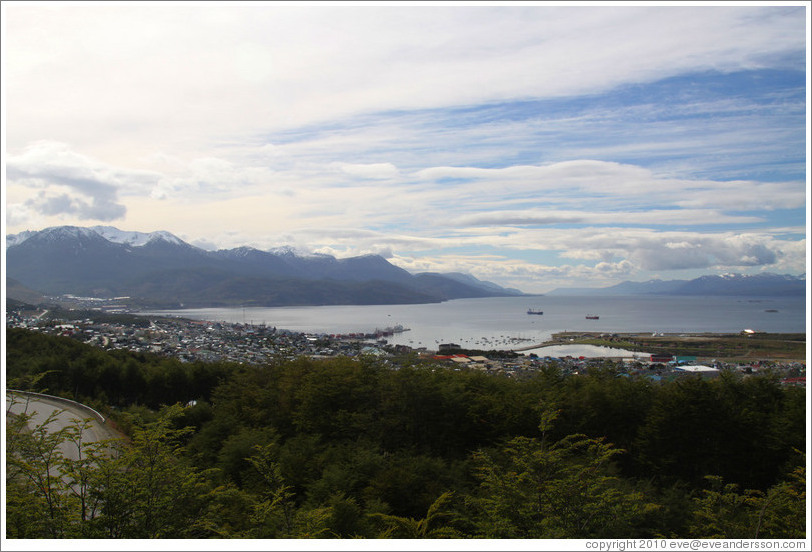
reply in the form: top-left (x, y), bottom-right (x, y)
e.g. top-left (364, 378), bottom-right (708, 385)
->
top-left (136, 295), bottom-right (806, 354)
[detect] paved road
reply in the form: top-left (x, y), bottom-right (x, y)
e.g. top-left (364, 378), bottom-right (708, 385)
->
top-left (6, 392), bottom-right (125, 461)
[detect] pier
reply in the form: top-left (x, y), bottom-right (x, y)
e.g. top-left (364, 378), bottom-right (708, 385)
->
top-left (512, 339), bottom-right (562, 352)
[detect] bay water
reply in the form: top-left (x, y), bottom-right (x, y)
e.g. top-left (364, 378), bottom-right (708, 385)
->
top-left (142, 295), bottom-right (806, 353)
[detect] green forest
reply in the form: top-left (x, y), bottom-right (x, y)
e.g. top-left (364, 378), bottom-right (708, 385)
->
top-left (5, 327), bottom-right (807, 539)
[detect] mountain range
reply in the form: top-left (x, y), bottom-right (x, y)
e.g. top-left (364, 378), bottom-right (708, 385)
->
top-left (548, 273), bottom-right (806, 297)
top-left (5, 226), bottom-right (525, 308)
top-left (6, 226), bottom-right (805, 308)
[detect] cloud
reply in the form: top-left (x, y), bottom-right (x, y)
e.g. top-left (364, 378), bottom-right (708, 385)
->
top-left (332, 162), bottom-right (399, 180)
top-left (24, 192), bottom-right (126, 221)
top-left (6, 141), bottom-right (155, 190)
top-left (189, 237), bottom-right (220, 251)
top-left (5, 203), bottom-right (38, 227)
top-left (390, 252), bottom-right (637, 293)
top-left (5, 6), bottom-right (805, 156)
top-left (630, 237), bottom-right (777, 271)
top-left (380, 225), bottom-right (797, 277)
top-left (413, 160), bottom-right (803, 214)
top-left (4, 6), bottom-right (806, 292)
top-left (4, 141), bottom-right (159, 221)
top-left (673, 181), bottom-right (806, 211)
top-left (548, 228), bottom-right (788, 272)
top-left (389, 227), bottom-right (803, 293)
top-left (243, 76), bottom-right (803, 186)
top-left (6, 141), bottom-right (800, 283)
top-left (148, 157), bottom-right (282, 200)
top-left (448, 209), bottom-right (764, 227)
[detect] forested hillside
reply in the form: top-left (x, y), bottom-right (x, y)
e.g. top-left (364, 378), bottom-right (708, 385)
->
top-left (5, 328), bottom-right (806, 539)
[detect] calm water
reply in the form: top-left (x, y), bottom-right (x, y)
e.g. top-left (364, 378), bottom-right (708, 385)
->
top-left (142, 295), bottom-right (806, 352)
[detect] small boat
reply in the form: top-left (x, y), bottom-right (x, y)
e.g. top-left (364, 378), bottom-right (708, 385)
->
top-left (585, 314), bottom-right (599, 320)
top-left (527, 309), bottom-right (543, 315)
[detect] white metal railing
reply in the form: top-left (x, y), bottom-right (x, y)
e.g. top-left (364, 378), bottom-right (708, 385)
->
top-left (6, 389), bottom-right (106, 423)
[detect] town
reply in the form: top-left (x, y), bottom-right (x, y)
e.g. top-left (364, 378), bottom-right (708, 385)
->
top-left (5, 302), bottom-right (806, 387)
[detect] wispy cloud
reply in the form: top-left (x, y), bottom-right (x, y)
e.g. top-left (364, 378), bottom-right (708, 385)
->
top-left (448, 209), bottom-right (765, 227)
top-left (3, 4), bottom-right (807, 292)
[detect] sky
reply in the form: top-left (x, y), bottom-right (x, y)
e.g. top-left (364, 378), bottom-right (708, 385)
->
top-left (2, 2), bottom-right (809, 294)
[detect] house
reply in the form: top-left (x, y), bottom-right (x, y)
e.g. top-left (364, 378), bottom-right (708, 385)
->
top-left (780, 377), bottom-right (806, 387)
top-left (674, 365), bottom-right (720, 378)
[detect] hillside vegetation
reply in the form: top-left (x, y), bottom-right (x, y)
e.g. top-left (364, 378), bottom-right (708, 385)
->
top-left (5, 328), bottom-right (806, 539)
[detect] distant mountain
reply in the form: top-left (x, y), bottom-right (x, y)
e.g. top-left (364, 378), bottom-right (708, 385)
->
top-left (90, 225), bottom-right (187, 247)
top-left (5, 278), bottom-right (52, 306)
top-left (674, 273), bottom-right (806, 296)
top-left (548, 273), bottom-right (806, 297)
top-left (6, 230), bottom-right (37, 248)
top-left (5, 226), bottom-right (525, 307)
top-left (432, 272), bottom-right (525, 296)
top-left (548, 279), bottom-right (687, 296)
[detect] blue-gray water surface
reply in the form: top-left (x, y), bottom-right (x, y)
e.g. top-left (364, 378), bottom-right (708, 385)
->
top-left (143, 295), bottom-right (806, 352)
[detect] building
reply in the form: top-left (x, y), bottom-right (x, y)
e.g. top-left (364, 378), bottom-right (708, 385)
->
top-left (674, 365), bottom-right (720, 378)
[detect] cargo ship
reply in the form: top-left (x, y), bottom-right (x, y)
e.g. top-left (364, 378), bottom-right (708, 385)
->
top-left (527, 309), bottom-right (543, 315)
top-left (585, 314), bottom-right (599, 319)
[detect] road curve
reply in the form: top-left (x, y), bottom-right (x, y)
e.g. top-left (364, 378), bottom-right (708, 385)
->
top-left (6, 392), bottom-right (125, 461)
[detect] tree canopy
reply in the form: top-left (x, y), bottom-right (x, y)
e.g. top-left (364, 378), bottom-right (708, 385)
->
top-left (5, 327), bottom-right (806, 539)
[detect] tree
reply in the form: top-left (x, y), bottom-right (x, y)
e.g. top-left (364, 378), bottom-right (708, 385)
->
top-left (6, 408), bottom-right (72, 537)
top-left (6, 398), bottom-right (123, 538)
top-left (755, 460), bottom-right (806, 538)
top-left (242, 442), bottom-right (331, 538)
top-left (467, 410), bottom-right (658, 538)
top-left (87, 405), bottom-right (215, 538)
top-left (689, 476), bottom-right (766, 538)
top-left (369, 491), bottom-right (461, 538)
top-left (689, 460), bottom-right (806, 539)
top-left (59, 417), bottom-right (111, 526)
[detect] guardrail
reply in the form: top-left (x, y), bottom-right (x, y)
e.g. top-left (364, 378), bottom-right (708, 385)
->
top-left (6, 389), bottom-right (106, 424)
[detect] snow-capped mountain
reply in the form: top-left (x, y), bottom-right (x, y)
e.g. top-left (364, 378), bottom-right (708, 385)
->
top-left (268, 245), bottom-right (321, 258)
top-left (15, 225), bottom-right (99, 243)
top-left (549, 273), bottom-right (806, 297)
top-left (5, 225), bottom-right (525, 307)
top-left (6, 225), bottom-right (187, 249)
top-left (5, 230), bottom-right (37, 248)
top-left (90, 226), bottom-right (187, 247)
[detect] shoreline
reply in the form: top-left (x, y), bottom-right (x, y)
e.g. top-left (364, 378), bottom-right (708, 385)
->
top-left (511, 331), bottom-right (807, 362)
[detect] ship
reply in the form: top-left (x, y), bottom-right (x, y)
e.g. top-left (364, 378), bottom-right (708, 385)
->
top-left (585, 314), bottom-right (599, 320)
top-left (527, 309), bottom-right (543, 315)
